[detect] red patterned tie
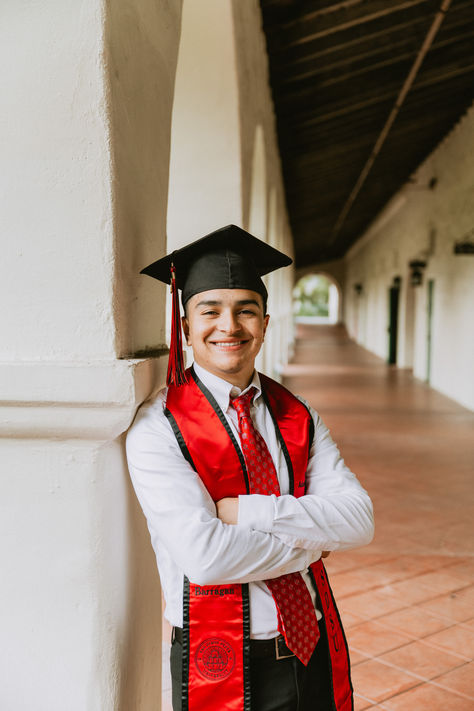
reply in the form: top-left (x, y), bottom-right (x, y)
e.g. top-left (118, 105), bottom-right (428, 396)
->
top-left (232, 387), bottom-right (320, 665)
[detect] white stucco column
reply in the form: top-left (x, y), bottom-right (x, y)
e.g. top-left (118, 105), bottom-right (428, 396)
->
top-left (167, 0), bottom-right (242, 248)
top-left (0, 1), bottom-right (182, 709)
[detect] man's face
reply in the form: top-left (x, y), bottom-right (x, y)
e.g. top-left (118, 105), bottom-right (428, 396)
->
top-left (182, 288), bottom-right (269, 388)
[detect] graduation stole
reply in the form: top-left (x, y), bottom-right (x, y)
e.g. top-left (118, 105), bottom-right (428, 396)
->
top-left (165, 367), bottom-right (353, 711)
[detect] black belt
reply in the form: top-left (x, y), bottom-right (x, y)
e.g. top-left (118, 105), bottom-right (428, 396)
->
top-left (172, 627), bottom-right (295, 660)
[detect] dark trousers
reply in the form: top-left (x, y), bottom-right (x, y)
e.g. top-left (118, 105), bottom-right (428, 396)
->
top-left (170, 621), bottom-right (334, 711)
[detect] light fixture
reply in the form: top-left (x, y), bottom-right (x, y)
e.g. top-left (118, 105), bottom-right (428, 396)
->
top-left (409, 260), bottom-right (427, 287)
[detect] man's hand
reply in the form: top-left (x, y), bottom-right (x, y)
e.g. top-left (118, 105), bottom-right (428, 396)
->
top-left (216, 497), bottom-right (239, 525)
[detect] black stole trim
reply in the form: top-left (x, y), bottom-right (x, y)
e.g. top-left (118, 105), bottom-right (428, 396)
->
top-left (164, 409), bottom-right (196, 471)
top-left (166, 369), bottom-right (252, 711)
top-left (242, 584), bottom-right (251, 710)
top-left (308, 567), bottom-right (354, 711)
top-left (182, 576), bottom-right (190, 711)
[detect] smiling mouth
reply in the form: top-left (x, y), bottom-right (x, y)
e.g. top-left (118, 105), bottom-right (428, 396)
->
top-left (211, 340), bottom-right (248, 349)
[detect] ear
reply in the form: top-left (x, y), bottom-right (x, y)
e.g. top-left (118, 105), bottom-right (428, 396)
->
top-left (182, 315), bottom-right (191, 345)
top-left (262, 314), bottom-right (270, 339)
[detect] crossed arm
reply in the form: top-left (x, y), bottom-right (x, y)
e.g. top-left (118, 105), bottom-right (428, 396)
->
top-left (126, 395), bottom-right (374, 586)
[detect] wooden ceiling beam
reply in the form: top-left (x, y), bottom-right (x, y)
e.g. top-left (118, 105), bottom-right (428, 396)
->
top-left (331, 0), bottom-right (453, 242)
top-left (270, 0), bottom-right (431, 50)
top-left (264, 0), bottom-right (366, 29)
top-left (279, 26), bottom-right (474, 88)
top-left (277, 58), bottom-right (474, 129)
top-left (269, 14), bottom-right (431, 69)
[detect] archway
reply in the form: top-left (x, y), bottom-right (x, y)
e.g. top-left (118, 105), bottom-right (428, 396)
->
top-left (293, 273), bottom-right (340, 324)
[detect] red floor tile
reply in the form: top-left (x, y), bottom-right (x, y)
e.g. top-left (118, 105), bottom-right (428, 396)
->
top-left (353, 694), bottom-right (376, 710)
top-left (350, 648), bottom-right (371, 666)
top-left (407, 570), bottom-right (470, 596)
top-left (423, 625), bottom-right (474, 659)
top-left (447, 559), bottom-right (474, 579)
top-left (380, 639), bottom-right (466, 679)
top-left (339, 610), bottom-right (366, 629)
top-left (377, 606), bottom-right (452, 639)
top-left (324, 551), bottom-right (391, 575)
top-left (340, 590), bottom-right (407, 620)
top-left (382, 683), bottom-right (474, 710)
top-left (433, 661), bottom-right (474, 698)
top-left (351, 659), bottom-right (419, 703)
top-left (417, 585), bottom-right (474, 623)
top-left (375, 577), bottom-right (445, 605)
top-left (346, 621), bottom-right (412, 657)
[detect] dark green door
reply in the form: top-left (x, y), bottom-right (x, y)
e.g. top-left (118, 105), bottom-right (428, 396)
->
top-left (388, 284), bottom-right (400, 364)
top-left (426, 279), bottom-right (435, 383)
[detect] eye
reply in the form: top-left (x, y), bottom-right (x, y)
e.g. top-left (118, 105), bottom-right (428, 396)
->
top-left (202, 310), bottom-right (218, 316)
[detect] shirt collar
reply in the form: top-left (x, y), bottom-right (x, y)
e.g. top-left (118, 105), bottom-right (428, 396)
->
top-left (192, 362), bottom-right (262, 413)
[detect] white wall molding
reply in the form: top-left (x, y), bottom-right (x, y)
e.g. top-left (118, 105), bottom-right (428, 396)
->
top-left (0, 357), bottom-right (167, 440)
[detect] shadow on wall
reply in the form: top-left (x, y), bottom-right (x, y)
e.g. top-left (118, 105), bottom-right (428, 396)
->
top-left (118, 437), bottom-right (162, 711)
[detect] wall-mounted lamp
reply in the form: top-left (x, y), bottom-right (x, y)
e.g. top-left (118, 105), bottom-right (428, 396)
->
top-left (354, 283), bottom-right (363, 295)
top-left (454, 239), bottom-right (474, 255)
top-left (453, 227), bottom-right (474, 254)
top-left (409, 260), bottom-right (427, 287)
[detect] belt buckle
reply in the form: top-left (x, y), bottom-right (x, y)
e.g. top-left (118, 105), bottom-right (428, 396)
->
top-left (275, 636), bottom-right (294, 660)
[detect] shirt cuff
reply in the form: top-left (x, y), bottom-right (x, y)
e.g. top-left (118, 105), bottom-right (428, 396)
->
top-left (237, 494), bottom-right (275, 532)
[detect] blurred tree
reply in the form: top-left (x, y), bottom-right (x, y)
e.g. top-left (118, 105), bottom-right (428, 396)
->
top-left (293, 274), bottom-right (330, 317)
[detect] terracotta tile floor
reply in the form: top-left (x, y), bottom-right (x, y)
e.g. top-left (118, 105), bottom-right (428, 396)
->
top-left (162, 325), bottom-right (474, 710)
top-left (284, 325), bottom-right (474, 710)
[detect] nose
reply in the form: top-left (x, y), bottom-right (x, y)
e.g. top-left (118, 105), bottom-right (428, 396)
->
top-left (217, 309), bottom-right (241, 334)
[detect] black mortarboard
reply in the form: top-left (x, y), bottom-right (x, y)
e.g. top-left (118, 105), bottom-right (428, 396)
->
top-left (141, 224), bottom-right (292, 305)
top-left (140, 224), bottom-right (292, 385)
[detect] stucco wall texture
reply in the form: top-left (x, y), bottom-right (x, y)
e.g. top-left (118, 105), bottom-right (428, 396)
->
top-left (0, 1), bottom-right (295, 709)
top-left (345, 103), bottom-right (474, 411)
top-left (0, 1), bottom-right (180, 709)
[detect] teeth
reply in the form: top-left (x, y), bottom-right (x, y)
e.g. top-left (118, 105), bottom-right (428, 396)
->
top-left (214, 341), bottom-right (244, 347)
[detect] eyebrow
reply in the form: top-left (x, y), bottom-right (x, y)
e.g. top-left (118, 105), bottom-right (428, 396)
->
top-left (194, 299), bottom-right (261, 309)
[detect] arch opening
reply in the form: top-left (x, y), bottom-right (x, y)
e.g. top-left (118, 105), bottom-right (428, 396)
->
top-left (293, 273), bottom-right (340, 325)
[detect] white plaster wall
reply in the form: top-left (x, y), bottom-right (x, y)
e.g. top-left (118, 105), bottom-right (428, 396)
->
top-left (0, 0), bottom-right (115, 361)
top-left (167, 0), bottom-right (242, 248)
top-left (166, 0), bottom-right (295, 379)
top-left (345, 104), bottom-right (474, 410)
top-left (107, 0), bottom-right (183, 357)
top-left (0, 1), bottom-right (182, 708)
top-left (232, 0), bottom-right (295, 377)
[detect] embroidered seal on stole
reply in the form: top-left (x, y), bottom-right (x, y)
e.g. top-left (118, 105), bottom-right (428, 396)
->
top-left (195, 637), bottom-right (236, 681)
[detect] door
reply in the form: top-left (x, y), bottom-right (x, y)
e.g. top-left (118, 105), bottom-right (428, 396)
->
top-left (388, 282), bottom-right (400, 364)
top-left (426, 279), bottom-right (435, 383)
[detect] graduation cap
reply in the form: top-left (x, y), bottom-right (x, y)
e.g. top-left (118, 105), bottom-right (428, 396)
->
top-left (140, 224), bottom-right (292, 386)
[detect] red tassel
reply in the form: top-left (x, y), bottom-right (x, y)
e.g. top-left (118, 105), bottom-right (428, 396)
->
top-left (167, 263), bottom-right (188, 386)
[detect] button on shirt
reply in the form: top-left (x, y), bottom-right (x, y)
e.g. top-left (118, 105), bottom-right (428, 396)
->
top-left (126, 363), bottom-right (374, 639)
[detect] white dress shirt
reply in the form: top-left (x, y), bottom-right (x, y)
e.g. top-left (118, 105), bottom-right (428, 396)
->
top-left (126, 363), bottom-right (374, 639)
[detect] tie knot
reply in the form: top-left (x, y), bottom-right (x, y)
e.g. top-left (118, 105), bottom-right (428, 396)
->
top-left (231, 387), bottom-right (256, 419)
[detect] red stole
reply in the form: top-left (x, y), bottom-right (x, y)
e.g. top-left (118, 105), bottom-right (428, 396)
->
top-left (165, 367), bottom-right (353, 711)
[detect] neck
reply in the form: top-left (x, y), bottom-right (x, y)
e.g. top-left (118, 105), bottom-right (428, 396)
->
top-left (194, 362), bottom-right (255, 391)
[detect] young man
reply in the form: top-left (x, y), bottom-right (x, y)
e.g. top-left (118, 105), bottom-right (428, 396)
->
top-left (126, 225), bottom-right (374, 711)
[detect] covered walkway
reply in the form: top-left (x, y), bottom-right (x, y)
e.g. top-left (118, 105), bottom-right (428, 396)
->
top-left (283, 325), bottom-right (474, 710)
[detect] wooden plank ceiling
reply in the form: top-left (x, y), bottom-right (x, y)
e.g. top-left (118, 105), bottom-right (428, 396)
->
top-left (260, 0), bottom-right (474, 266)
